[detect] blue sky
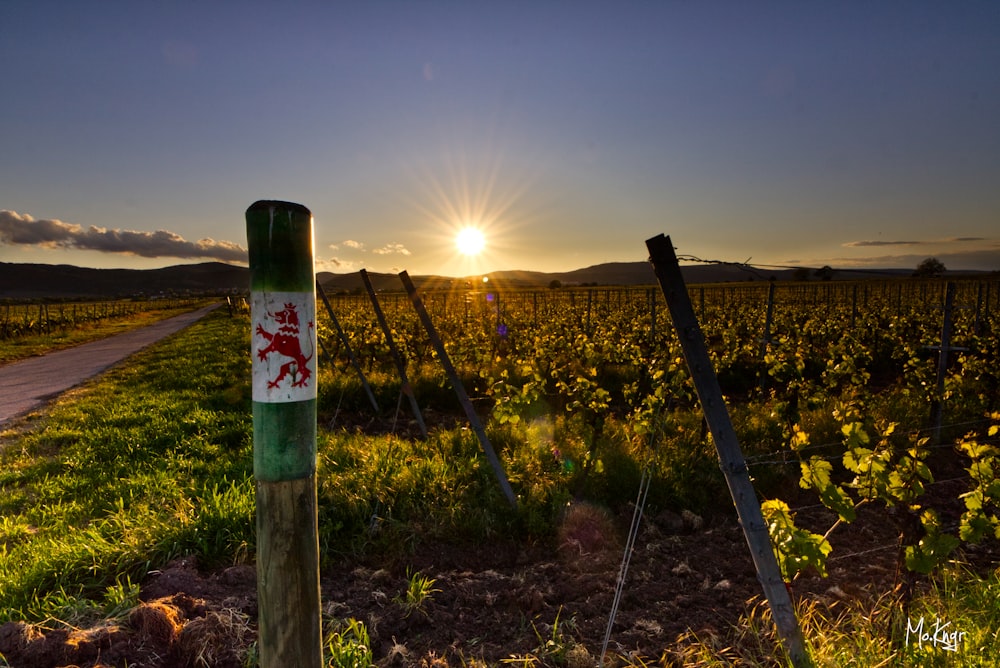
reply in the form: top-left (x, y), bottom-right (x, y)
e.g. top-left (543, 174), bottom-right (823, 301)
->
top-left (1, 1), bottom-right (998, 276)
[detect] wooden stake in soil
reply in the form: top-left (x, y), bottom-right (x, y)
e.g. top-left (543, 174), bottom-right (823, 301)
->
top-left (931, 282), bottom-right (959, 444)
top-left (361, 268), bottom-right (427, 438)
top-left (246, 200), bottom-right (323, 668)
top-left (646, 234), bottom-right (810, 668)
top-left (399, 270), bottom-right (518, 508)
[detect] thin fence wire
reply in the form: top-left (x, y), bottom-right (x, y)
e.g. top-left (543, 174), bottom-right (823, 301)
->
top-left (826, 544), bottom-right (898, 563)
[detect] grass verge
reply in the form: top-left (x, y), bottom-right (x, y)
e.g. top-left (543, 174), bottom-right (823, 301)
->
top-left (0, 308), bottom-right (254, 623)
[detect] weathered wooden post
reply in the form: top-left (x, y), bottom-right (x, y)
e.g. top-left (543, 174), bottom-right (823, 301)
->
top-left (361, 268), bottom-right (427, 438)
top-left (246, 200), bottom-right (323, 668)
top-left (760, 281), bottom-right (776, 360)
top-left (931, 282), bottom-right (961, 444)
top-left (647, 234), bottom-right (810, 668)
top-left (399, 270), bottom-right (518, 508)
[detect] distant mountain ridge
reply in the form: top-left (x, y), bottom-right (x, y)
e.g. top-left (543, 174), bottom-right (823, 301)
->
top-left (0, 259), bottom-right (932, 300)
top-left (0, 261), bottom-right (250, 300)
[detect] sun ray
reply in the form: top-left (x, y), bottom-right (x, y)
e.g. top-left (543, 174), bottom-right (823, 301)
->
top-left (399, 140), bottom-right (548, 277)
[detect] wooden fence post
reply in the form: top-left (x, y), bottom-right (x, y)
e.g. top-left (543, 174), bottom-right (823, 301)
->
top-left (646, 234), bottom-right (810, 668)
top-left (246, 200), bottom-right (323, 668)
top-left (361, 269), bottom-right (427, 438)
top-left (974, 281), bottom-right (984, 335)
top-left (930, 282), bottom-right (963, 444)
top-left (851, 284), bottom-right (858, 329)
top-left (398, 271), bottom-right (518, 508)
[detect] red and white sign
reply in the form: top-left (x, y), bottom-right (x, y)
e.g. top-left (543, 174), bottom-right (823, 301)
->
top-left (252, 291), bottom-right (317, 403)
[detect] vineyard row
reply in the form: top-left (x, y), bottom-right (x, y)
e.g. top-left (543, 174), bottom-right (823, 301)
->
top-left (0, 299), bottom-right (195, 340)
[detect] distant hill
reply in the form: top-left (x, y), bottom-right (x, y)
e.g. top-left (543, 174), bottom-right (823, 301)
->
top-left (0, 259), bottom-right (963, 300)
top-left (0, 261), bottom-right (248, 299)
top-left (317, 262), bottom-right (796, 293)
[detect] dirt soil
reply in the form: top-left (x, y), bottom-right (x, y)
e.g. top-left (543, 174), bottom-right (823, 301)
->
top-left (4, 494), bottom-right (966, 668)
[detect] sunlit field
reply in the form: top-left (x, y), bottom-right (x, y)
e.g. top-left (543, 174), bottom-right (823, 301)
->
top-left (1, 278), bottom-right (998, 666)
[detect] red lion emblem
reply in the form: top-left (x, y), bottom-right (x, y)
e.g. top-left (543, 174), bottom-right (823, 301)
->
top-left (256, 302), bottom-right (314, 389)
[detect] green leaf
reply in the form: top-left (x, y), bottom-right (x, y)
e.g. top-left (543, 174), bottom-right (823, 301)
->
top-left (842, 446), bottom-right (871, 474)
top-left (799, 457), bottom-right (856, 522)
top-left (762, 499), bottom-right (833, 579)
top-left (841, 421), bottom-right (870, 449)
top-left (789, 425), bottom-right (809, 452)
top-left (904, 511), bottom-right (960, 574)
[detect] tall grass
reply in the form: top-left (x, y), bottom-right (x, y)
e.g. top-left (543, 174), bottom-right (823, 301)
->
top-left (668, 564), bottom-right (1000, 667)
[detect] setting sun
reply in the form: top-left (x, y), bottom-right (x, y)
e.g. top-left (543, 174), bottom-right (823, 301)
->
top-left (455, 226), bottom-right (486, 256)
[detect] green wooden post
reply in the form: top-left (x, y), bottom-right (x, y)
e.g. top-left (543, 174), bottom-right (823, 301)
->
top-left (246, 200), bottom-right (322, 668)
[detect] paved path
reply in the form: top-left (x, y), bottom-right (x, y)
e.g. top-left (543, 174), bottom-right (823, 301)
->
top-left (0, 303), bottom-right (222, 426)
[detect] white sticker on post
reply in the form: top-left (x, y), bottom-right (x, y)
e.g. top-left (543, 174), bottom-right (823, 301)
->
top-left (252, 291), bottom-right (318, 403)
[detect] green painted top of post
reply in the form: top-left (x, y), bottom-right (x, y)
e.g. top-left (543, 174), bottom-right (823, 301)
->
top-left (246, 200), bottom-right (314, 292)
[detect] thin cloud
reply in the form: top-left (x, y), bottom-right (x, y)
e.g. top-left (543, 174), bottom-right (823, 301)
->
top-left (342, 239), bottom-right (365, 250)
top-left (372, 243), bottom-right (411, 256)
top-left (843, 240), bottom-right (922, 247)
top-left (0, 210), bottom-right (247, 262)
top-left (844, 237), bottom-right (988, 248)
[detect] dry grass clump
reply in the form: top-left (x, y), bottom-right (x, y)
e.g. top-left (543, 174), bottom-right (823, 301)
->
top-left (128, 598), bottom-right (185, 647)
top-left (64, 621), bottom-right (125, 663)
top-left (174, 608), bottom-right (253, 668)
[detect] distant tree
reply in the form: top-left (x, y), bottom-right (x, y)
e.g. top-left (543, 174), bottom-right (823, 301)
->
top-left (815, 266), bottom-right (834, 281)
top-left (791, 267), bottom-right (811, 282)
top-left (548, 279), bottom-right (562, 289)
top-left (914, 257), bottom-right (946, 277)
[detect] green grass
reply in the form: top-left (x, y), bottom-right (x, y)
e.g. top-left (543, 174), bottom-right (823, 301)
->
top-left (0, 308), bottom-right (254, 622)
top-left (0, 309), bottom-right (573, 623)
top-left (323, 617), bottom-right (373, 668)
